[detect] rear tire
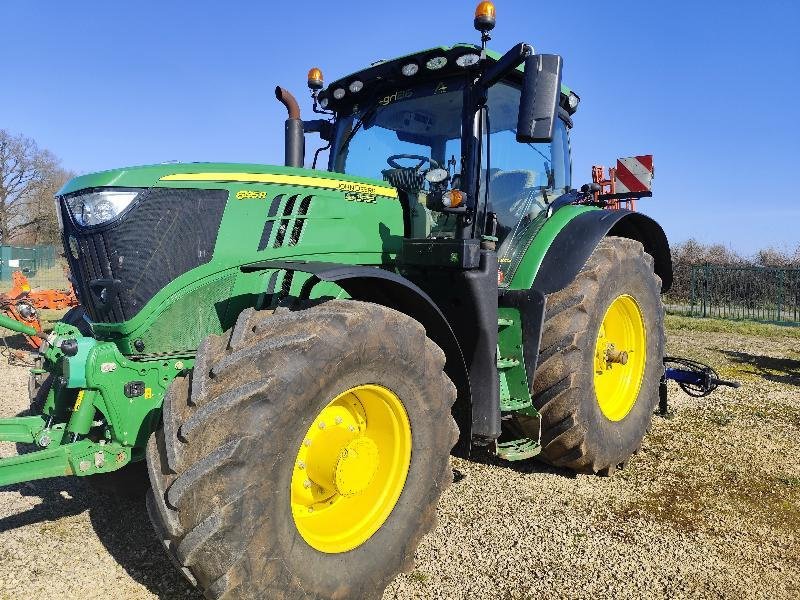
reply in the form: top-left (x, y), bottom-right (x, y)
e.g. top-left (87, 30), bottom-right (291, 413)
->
top-left (516, 236), bottom-right (664, 474)
top-left (146, 301), bottom-right (458, 599)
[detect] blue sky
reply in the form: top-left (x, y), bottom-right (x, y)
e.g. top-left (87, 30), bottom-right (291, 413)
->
top-left (2, 1), bottom-right (798, 254)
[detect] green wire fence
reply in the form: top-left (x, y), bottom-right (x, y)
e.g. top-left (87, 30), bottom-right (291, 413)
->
top-left (0, 245), bottom-right (70, 292)
top-left (665, 264), bottom-right (800, 325)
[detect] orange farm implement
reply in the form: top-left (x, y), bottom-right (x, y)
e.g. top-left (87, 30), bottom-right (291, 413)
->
top-left (0, 271), bottom-right (78, 350)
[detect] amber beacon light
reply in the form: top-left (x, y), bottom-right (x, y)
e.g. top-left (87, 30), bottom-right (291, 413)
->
top-left (474, 1), bottom-right (496, 33)
top-left (307, 67), bottom-right (324, 90)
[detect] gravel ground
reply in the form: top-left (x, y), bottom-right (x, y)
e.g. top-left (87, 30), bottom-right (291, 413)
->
top-left (0, 325), bottom-right (798, 600)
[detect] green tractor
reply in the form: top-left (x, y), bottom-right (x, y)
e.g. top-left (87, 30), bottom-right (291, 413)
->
top-left (0, 3), bottom-right (671, 598)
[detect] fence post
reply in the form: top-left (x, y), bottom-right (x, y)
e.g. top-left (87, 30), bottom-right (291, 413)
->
top-left (702, 263), bottom-right (710, 318)
top-left (690, 266), bottom-right (696, 316)
top-left (777, 269), bottom-right (784, 323)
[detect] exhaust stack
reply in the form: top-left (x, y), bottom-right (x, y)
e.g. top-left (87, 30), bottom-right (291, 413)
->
top-left (275, 86), bottom-right (304, 168)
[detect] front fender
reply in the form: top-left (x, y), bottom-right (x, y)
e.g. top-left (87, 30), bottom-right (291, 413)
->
top-left (242, 260), bottom-right (473, 454)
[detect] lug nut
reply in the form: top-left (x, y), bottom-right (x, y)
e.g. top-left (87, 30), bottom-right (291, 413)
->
top-left (303, 479), bottom-right (312, 489)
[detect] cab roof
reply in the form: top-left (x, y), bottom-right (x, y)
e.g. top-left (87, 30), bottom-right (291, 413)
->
top-left (321, 43), bottom-right (574, 114)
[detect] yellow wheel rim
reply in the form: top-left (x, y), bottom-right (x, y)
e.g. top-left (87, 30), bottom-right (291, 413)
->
top-left (291, 384), bottom-right (412, 553)
top-left (593, 294), bottom-right (647, 421)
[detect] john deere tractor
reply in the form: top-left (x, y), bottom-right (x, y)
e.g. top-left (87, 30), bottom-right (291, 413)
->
top-left (0, 3), bottom-right (671, 598)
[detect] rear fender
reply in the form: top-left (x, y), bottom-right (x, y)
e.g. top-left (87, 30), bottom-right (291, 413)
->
top-left (503, 209), bottom-right (672, 401)
top-left (509, 208), bottom-right (672, 294)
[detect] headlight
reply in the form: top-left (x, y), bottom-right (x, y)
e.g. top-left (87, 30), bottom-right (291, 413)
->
top-left (442, 189), bottom-right (464, 208)
top-left (16, 302), bottom-right (36, 320)
top-left (66, 189), bottom-right (139, 227)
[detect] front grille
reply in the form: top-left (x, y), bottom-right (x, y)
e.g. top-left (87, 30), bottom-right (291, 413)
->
top-left (61, 187), bottom-right (228, 323)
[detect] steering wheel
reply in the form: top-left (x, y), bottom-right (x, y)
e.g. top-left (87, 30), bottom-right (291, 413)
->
top-left (387, 154), bottom-right (440, 171)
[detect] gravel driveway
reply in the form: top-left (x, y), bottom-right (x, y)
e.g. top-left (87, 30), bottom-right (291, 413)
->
top-left (0, 325), bottom-right (798, 600)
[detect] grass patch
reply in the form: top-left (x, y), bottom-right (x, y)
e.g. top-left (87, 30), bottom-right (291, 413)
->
top-left (38, 519), bottom-right (76, 541)
top-left (707, 411), bottom-right (735, 427)
top-left (718, 350), bottom-right (800, 387)
top-left (617, 398), bottom-right (800, 535)
top-left (665, 314), bottom-right (800, 339)
top-left (409, 570), bottom-right (429, 583)
top-left (615, 469), bottom-right (800, 535)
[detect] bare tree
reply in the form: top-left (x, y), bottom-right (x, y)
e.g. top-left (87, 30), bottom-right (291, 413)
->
top-left (755, 246), bottom-right (800, 269)
top-left (671, 238), bottom-right (745, 267)
top-left (0, 129), bottom-right (72, 245)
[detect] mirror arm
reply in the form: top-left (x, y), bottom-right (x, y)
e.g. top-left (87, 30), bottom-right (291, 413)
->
top-left (477, 42), bottom-right (534, 90)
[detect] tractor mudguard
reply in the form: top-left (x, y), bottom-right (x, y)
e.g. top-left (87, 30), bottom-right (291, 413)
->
top-left (241, 260), bottom-right (473, 454)
top-left (499, 209), bottom-right (672, 411)
top-left (531, 209), bottom-right (673, 295)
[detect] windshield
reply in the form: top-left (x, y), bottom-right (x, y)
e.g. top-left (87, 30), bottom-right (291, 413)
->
top-left (327, 76), bottom-right (572, 251)
top-left (329, 78), bottom-right (464, 181)
top-left (330, 78), bottom-right (466, 237)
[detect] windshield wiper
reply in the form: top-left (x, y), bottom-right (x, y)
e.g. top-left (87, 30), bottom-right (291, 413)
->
top-left (338, 106), bottom-right (378, 154)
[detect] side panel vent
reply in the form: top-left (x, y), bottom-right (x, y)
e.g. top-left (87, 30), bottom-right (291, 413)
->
top-left (257, 194), bottom-right (314, 251)
top-left (138, 273), bottom-right (235, 353)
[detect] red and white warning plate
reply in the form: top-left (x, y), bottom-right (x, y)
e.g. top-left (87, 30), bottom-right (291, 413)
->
top-left (615, 155), bottom-right (654, 194)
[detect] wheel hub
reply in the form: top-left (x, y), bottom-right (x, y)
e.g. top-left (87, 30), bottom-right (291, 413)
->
top-left (291, 385), bottom-right (411, 554)
top-left (335, 437), bottom-right (380, 496)
top-left (593, 294), bottom-right (647, 421)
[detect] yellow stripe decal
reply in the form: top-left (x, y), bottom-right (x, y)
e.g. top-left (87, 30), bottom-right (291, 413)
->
top-left (159, 172), bottom-right (398, 198)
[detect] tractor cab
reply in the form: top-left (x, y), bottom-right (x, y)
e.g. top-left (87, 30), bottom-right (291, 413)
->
top-left (320, 56), bottom-right (574, 255)
top-left (295, 42), bottom-right (579, 282)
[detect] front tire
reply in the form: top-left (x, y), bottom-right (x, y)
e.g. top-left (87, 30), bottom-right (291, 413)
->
top-left (146, 301), bottom-right (458, 599)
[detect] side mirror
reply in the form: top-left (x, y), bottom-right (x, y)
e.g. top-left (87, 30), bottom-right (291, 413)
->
top-left (516, 54), bottom-right (563, 143)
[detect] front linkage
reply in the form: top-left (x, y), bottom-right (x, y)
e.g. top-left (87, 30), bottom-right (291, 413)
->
top-left (0, 313), bottom-right (190, 487)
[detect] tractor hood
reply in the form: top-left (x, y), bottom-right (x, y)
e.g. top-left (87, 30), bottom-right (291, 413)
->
top-left (57, 162), bottom-right (405, 339)
top-left (58, 162), bottom-right (396, 197)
